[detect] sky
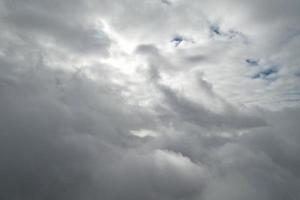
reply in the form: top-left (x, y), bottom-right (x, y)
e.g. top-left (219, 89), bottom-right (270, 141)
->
top-left (0, 0), bottom-right (300, 199)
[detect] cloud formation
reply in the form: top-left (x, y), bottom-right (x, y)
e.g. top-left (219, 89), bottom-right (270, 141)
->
top-left (0, 0), bottom-right (299, 199)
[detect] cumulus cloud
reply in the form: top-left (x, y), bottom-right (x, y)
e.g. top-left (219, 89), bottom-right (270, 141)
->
top-left (0, 0), bottom-right (299, 199)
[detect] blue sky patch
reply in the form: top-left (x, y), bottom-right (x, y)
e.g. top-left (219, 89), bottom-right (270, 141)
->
top-left (210, 24), bottom-right (221, 35)
top-left (252, 67), bottom-right (278, 80)
top-left (161, 0), bottom-right (171, 6)
top-left (245, 58), bottom-right (259, 66)
top-left (171, 35), bottom-right (184, 47)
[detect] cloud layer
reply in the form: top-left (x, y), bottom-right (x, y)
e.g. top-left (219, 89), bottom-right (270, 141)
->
top-left (0, 0), bottom-right (299, 199)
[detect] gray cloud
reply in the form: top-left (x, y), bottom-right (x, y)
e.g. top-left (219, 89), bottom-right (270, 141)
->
top-left (1, 0), bottom-right (111, 56)
top-left (0, 0), bottom-right (299, 199)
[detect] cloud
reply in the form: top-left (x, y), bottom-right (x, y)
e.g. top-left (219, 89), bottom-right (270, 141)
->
top-left (0, 0), bottom-right (299, 199)
top-left (1, 0), bottom-right (111, 56)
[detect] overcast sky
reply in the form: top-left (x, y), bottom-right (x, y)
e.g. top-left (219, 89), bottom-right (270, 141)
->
top-left (0, 0), bottom-right (300, 199)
